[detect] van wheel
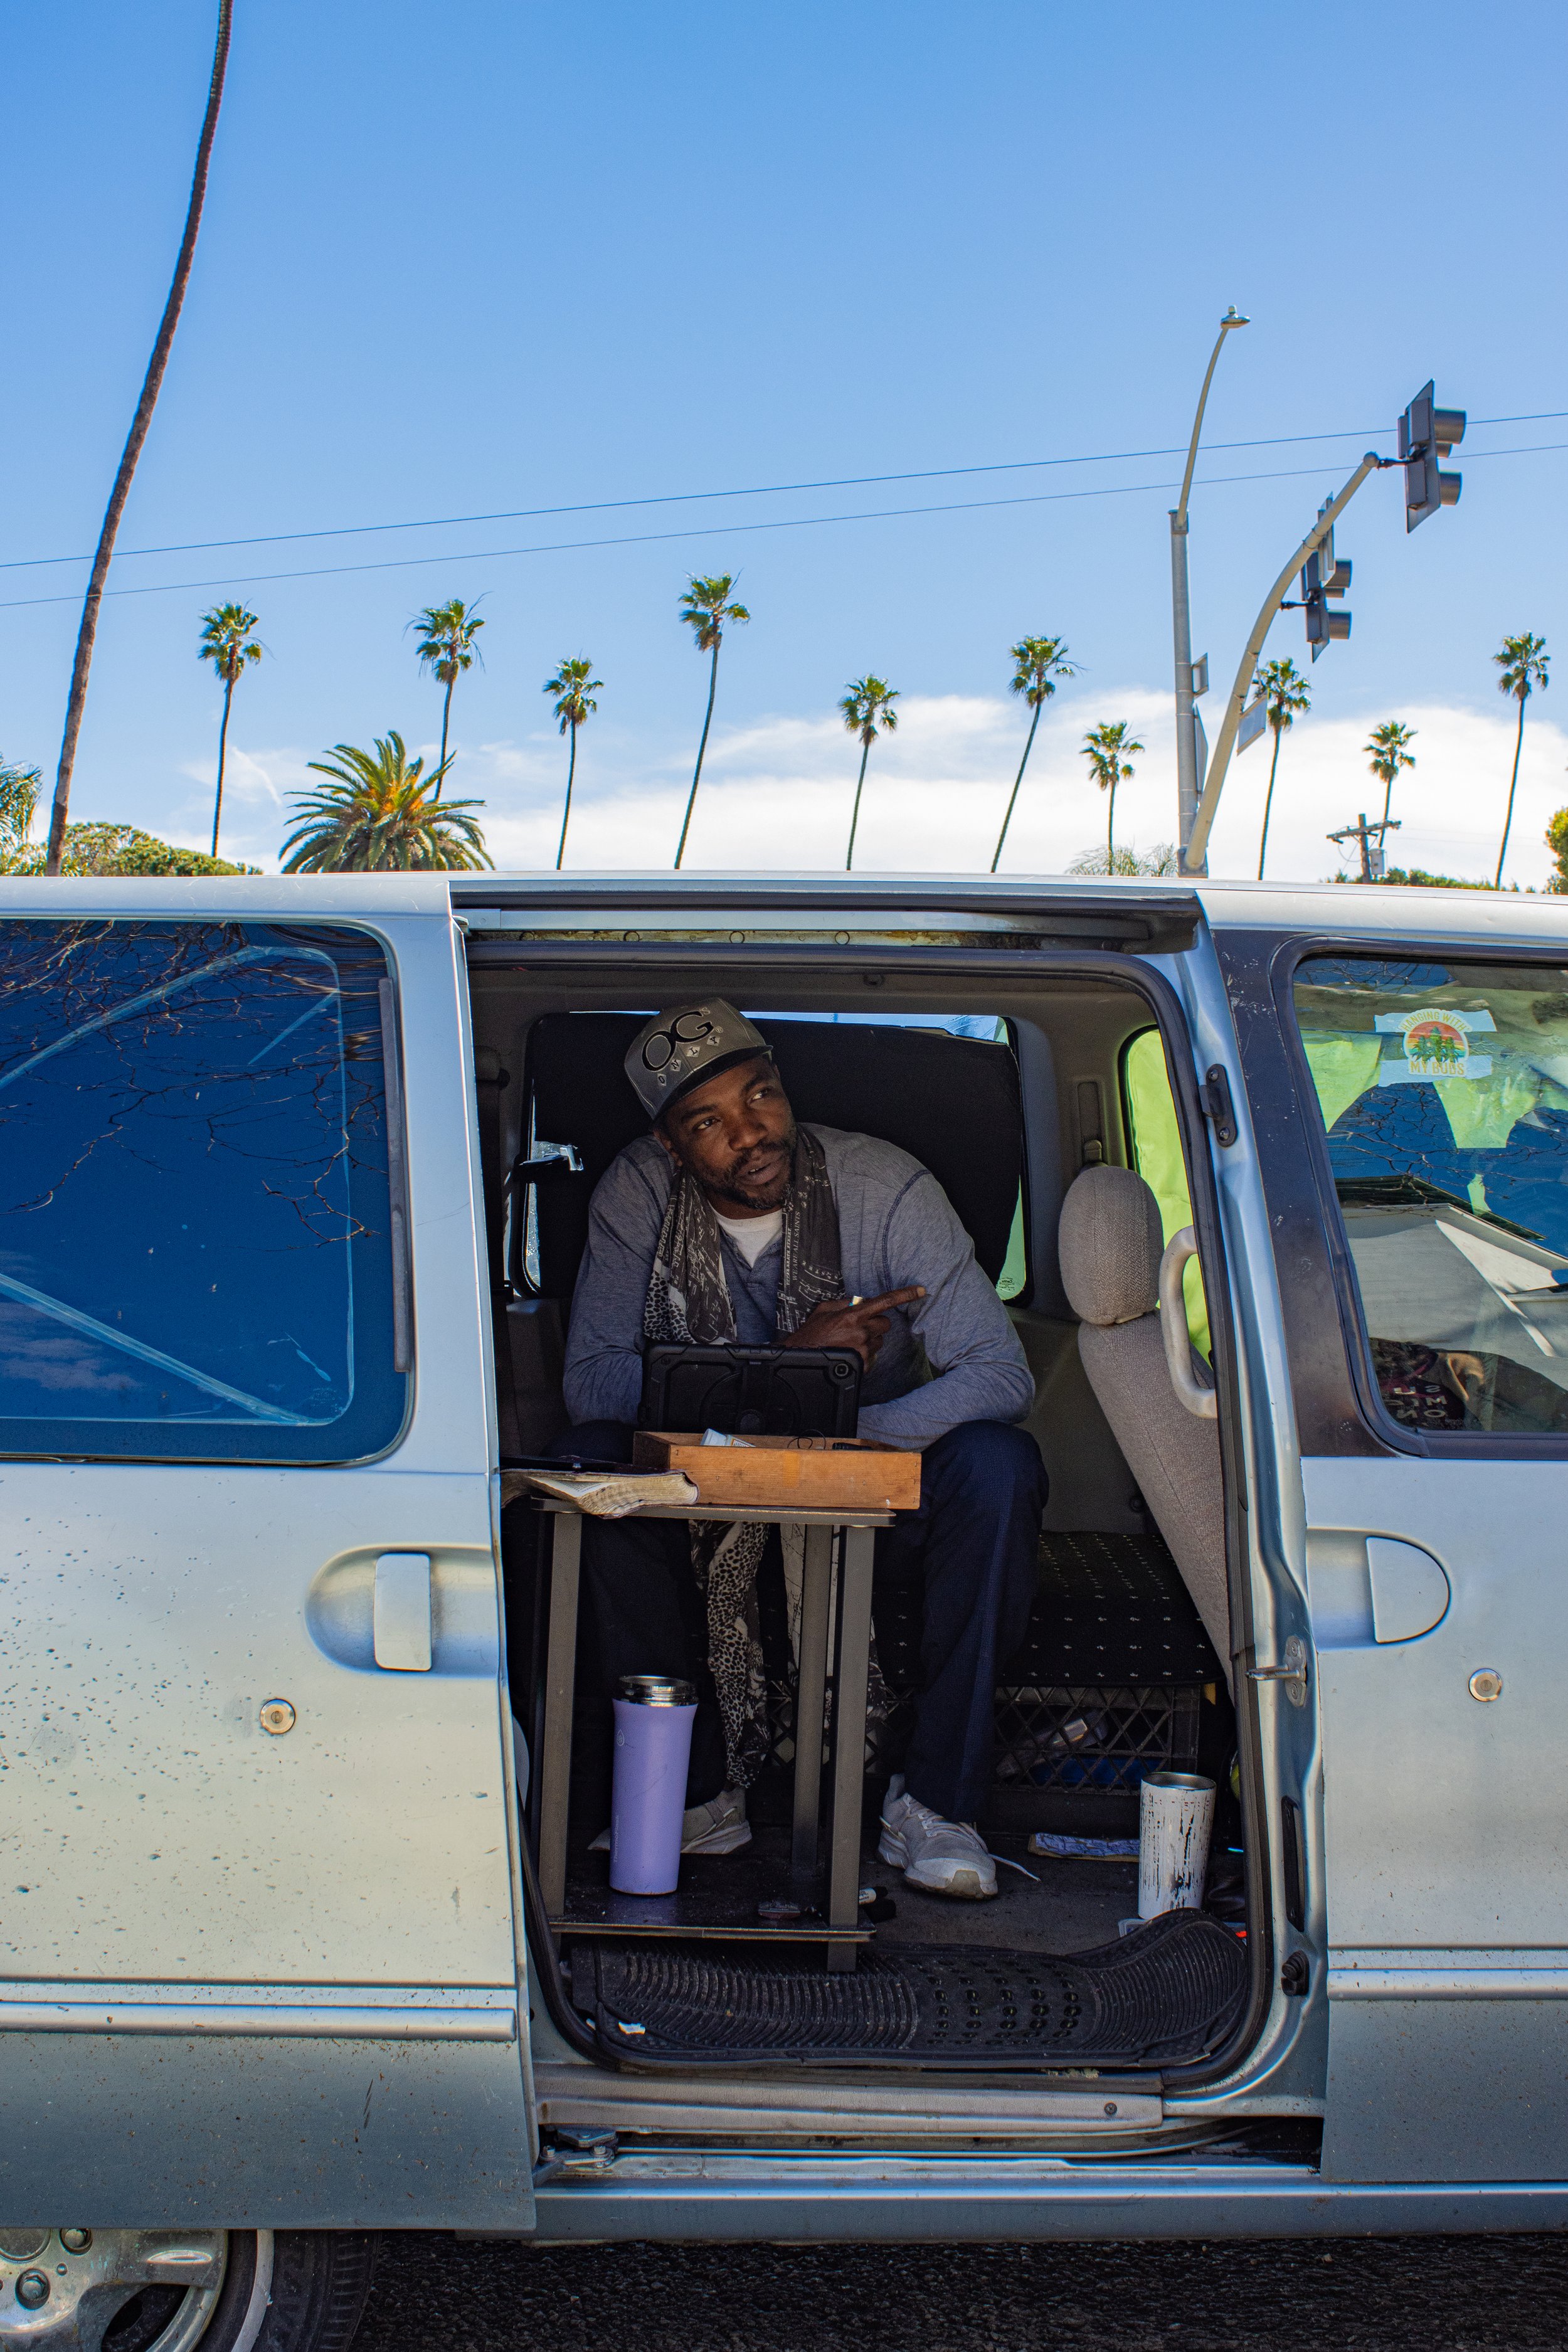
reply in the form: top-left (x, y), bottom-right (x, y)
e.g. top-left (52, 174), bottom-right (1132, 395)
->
top-left (0, 2228), bottom-right (377, 2352)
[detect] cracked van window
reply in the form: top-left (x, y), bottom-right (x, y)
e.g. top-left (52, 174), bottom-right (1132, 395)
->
top-left (0, 920), bottom-right (406, 1461)
top-left (1294, 955), bottom-right (1568, 1437)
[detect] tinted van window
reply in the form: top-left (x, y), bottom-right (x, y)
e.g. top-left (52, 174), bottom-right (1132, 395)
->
top-left (0, 920), bottom-right (407, 1461)
top-left (1294, 955), bottom-right (1568, 1436)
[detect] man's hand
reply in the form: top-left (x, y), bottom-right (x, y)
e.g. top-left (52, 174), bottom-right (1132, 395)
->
top-left (781, 1287), bottom-right (926, 1371)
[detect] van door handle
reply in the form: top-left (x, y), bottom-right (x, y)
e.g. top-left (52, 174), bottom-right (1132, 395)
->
top-left (374, 1552), bottom-right (433, 1671)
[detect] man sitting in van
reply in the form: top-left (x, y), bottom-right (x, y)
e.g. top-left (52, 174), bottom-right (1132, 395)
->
top-left (558, 1000), bottom-right (1047, 1901)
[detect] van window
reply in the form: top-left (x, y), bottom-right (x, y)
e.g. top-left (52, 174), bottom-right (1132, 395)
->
top-left (1122, 1027), bottom-right (1210, 1359)
top-left (1293, 955), bottom-right (1568, 1436)
top-left (0, 919), bottom-right (407, 1462)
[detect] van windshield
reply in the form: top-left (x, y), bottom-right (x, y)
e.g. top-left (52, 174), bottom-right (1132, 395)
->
top-left (1294, 955), bottom-right (1568, 1434)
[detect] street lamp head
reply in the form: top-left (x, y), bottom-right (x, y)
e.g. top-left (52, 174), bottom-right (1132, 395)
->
top-left (1221, 307), bottom-right (1250, 329)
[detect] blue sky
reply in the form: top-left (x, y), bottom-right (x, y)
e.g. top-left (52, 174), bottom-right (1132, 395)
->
top-left (4, 1), bottom-right (1566, 881)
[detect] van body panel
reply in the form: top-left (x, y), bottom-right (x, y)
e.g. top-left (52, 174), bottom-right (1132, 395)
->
top-left (529, 2153), bottom-right (1568, 2241)
top-left (0, 2027), bottom-right (531, 2228)
top-left (1305, 1453), bottom-right (1568, 2183)
top-left (0, 891), bottom-right (534, 2226)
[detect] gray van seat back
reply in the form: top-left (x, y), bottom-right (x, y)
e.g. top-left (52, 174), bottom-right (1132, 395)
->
top-left (1057, 1165), bottom-right (1231, 1682)
top-left (522, 1011), bottom-right (1024, 1301)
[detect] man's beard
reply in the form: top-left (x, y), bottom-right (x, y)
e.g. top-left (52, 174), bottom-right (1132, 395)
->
top-left (709, 1113), bottom-right (797, 1210)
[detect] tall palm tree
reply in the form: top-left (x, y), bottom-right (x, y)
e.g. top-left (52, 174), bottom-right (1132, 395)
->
top-left (1254, 656), bottom-right (1311, 881)
top-left (280, 734), bottom-right (491, 872)
top-left (45, 0), bottom-right (235, 874)
top-left (675, 575), bottom-right (750, 867)
top-left (1365, 719), bottom-right (1417, 833)
top-left (543, 657), bottom-right (601, 870)
top-left (198, 602), bottom-right (262, 857)
top-left (992, 635), bottom-right (1077, 871)
top-left (1493, 632), bottom-right (1550, 888)
top-left (411, 599), bottom-right (485, 793)
top-left (1079, 721), bottom-right (1145, 873)
top-left (840, 677), bottom-right (900, 869)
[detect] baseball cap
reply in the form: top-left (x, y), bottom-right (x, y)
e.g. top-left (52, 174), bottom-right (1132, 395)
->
top-left (623, 999), bottom-right (772, 1121)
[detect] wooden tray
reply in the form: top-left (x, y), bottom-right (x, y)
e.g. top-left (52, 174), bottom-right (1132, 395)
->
top-left (632, 1430), bottom-right (921, 1512)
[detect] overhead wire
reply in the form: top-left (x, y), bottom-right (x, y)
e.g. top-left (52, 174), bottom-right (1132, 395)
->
top-left (3, 410), bottom-right (1564, 577)
top-left (0, 434), bottom-right (1562, 615)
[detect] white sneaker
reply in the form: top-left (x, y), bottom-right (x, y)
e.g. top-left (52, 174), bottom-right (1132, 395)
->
top-left (589, 1787), bottom-right (752, 1857)
top-left (680, 1787), bottom-right (751, 1856)
top-left (878, 1778), bottom-right (997, 1900)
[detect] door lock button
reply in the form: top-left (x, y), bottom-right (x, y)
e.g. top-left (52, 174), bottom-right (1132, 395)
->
top-left (259, 1698), bottom-right (297, 1735)
top-left (1468, 1668), bottom-right (1504, 1703)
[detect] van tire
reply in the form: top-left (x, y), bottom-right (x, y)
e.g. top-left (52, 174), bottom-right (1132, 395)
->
top-left (243, 2232), bottom-right (378, 2352)
top-left (109, 2232), bottom-right (379, 2352)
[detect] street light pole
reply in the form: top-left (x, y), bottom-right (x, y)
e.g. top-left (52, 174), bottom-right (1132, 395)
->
top-left (1173, 308), bottom-right (1248, 877)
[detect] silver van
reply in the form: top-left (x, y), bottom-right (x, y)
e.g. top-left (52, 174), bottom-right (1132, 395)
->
top-left (4, 868), bottom-right (1567, 2351)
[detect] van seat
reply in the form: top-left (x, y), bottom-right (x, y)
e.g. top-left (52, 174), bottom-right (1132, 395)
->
top-left (1056, 1165), bottom-right (1231, 1683)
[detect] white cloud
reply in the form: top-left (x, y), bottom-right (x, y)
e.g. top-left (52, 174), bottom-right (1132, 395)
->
top-left (1200, 700), bottom-right (1568, 889)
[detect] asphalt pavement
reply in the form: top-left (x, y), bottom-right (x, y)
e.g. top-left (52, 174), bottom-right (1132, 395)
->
top-left (356, 2230), bottom-right (1568, 2351)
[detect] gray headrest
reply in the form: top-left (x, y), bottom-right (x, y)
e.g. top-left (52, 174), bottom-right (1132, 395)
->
top-left (1058, 1165), bottom-right (1165, 1327)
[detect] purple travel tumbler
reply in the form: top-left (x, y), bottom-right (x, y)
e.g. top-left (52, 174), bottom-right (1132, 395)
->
top-left (609, 1674), bottom-right (697, 1895)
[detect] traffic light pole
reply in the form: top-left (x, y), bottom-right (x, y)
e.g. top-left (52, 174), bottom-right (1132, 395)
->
top-left (1184, 451), bottom-right (1382, 876)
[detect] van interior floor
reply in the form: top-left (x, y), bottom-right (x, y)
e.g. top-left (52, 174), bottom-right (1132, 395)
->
top-left (557, 1826), bottom-right (1142, 1955)
top-left (564, 1907), bottom-right (1249, 2068)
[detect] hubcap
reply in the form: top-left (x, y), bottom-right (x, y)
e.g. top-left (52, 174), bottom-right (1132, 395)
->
top-left (0, 2232), bottom-right (226, 2352)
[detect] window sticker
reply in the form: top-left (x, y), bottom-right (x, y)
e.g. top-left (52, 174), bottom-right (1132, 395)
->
top-left (1374, 1005), bottom-right (1495, 1082)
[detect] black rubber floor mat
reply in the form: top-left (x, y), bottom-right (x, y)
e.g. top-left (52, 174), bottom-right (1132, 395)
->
top-left (571, 1909), bottom-right (1248, 2067)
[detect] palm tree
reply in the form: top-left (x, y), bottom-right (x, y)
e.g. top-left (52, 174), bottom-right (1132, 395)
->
top-left (675, 575), bottom-right (750, 867)
top-left (840, 677), bottom-right (900, 869)
top-left (1365, 719), bottom-right (1417, 832)
top-left (1079, 722), bottom-right (1145, 874)
top-left (1254, 656), bottom-right (1311, 881)
top-left (280, 734), bottom-right (491, 872)
top-left (198, 602), bottom-right (262, 857)
top-left (543, 657), bottom-right (601, 870)
top-left (1493, 632), bottom-right (1550, 887)
top-left (44, 1), bottom-right (235, 874)
top-left (0, 759), bottom-right (41, 874)
top-left (992, 635), bottom-right (1078, 871)
top-left (411, 599), bottom-right (485, 793)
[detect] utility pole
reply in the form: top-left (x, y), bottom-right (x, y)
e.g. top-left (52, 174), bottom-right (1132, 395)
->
top-left (1173, 309), bottom-right (1248, 877)
top-left (1328, 812), bottom-right (1401, 884)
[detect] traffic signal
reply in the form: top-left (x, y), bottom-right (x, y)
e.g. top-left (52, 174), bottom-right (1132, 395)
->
top-left (1301, 517), bottom-right (1352, 661)
top-left (1398, 381), bottom-right (1465, 531)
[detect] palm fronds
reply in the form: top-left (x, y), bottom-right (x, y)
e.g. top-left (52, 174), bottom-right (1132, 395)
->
top-left (280, 733), bottom-right (491, 872)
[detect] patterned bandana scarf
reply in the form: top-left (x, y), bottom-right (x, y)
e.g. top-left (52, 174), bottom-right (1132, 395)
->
top-left (643, 1125), bottom-right (844, 1790)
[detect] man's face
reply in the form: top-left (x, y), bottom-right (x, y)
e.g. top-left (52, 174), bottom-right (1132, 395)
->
top-left (657, 1053), bottom-right (797, 1212)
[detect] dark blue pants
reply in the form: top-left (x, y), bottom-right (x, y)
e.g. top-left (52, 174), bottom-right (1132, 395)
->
top-left (553, 1419), bottom-right (1047, 1825)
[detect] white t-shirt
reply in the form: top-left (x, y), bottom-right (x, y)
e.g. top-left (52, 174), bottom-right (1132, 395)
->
top-left (712, 1205), bottom-right (784, 1267)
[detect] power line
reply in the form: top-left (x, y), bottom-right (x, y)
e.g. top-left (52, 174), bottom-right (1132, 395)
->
top-left (1, 441), bottom-right (1561, 615)
top-left (4, 410), bottom-right (1565, 576)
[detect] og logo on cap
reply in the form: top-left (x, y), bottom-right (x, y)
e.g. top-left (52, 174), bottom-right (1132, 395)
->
top-left (623, 999), bottom-right (770, 1119)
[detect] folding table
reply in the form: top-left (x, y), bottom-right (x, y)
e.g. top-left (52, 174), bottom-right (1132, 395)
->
top-left (529, 1496), bottom-right (893, 1969)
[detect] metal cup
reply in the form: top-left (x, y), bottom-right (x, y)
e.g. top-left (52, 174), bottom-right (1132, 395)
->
top-left (608, 1674), bottom-right (698, 1895)
top-left (1137, 1769), bottom-right (1216, 1919)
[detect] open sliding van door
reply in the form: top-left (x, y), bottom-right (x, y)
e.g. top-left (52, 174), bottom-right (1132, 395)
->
top-left (1221, 919), bottom-right (1568, 2184)
top-left (0, 878), bottom-right (532, 2229)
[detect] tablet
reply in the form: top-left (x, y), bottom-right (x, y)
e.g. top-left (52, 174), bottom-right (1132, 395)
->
top-left (639, 1343), bottom-right (861, 1438)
